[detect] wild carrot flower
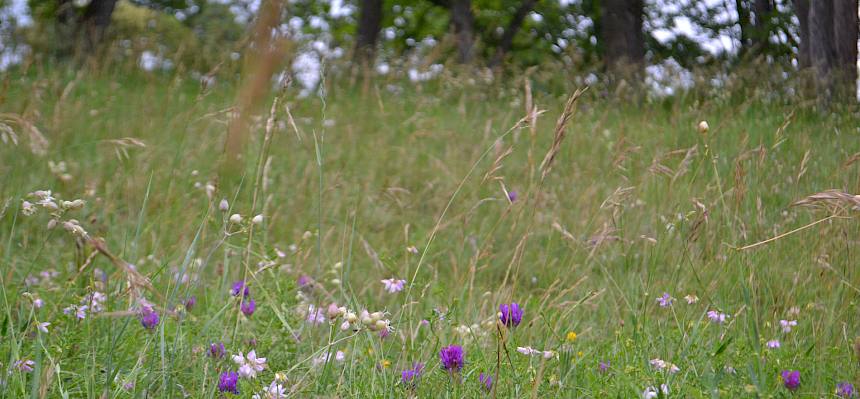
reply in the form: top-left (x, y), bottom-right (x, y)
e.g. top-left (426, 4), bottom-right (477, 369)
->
top-left (707, 310), bottom-right (729, 324)
top-left (656, 293), bottom-right (673, 307)
top-left (233, 350), bottom-right (267, 379)
top-left (499, 303), bottom-right (523, 327)
top-left (209, 342), bottom-right (226, 358)
top-left (241, 298), bottom-right (256, 317)
top-left (139, 306), bottom-right (160, 330)
top-left (780, 319), bottom-right (797, 333)
top-left (381, 278), bottom-right (406, 293)
top-left (478, 372), bottom-right (493, 392)
top-left (401, 363), bottom-right (424, 386)
top-left (439, 345), bottom-right (464, 372)
top-left (781, 370), bottom-right (800, 391)
top-left (837, 382), bottom-right (855, 398)
top-left (766, 339), bottom-right (781, 349)
top-left (218, 371), bottom-right (239, 394)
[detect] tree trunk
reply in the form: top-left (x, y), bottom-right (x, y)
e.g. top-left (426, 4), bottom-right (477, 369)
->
top-left (808, 0), bottom-right (836, 97)
top-left (833, 0), bottom-right (858, 97)
top-left (80, 0), bottom-right (119, 53)
top-left (354, 0), bottom-right (383, 66)
top-left (600, 0), bottom-right (645, 75)
top-left (489, 0), bottom-right (538, 68)
top-left (793, 0), bottom-right (810, 68)
top-left (751, 0), bottom-right (773, 55)
top-left (736, 0), bottom-right (751, 51)
top-left (450, 0), bottom-right (475, 64)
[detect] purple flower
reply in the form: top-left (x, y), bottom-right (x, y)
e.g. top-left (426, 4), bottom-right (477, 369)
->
top-left (13, 359), bottom-right (34, 372)
top-left (184, 296), bottom-right (196, 311)
top-left (507, 190), bottom-right (518, 203)
top-left (381, 278), bottom-right (406, 293)
top-left (209, 342), bottom-right (226, 358)
top-left (439, 345), bottom-right (465, 372)
top-left (838, 382), bottom-right (855, 398)
top-left (297, 275), bottom-right (311, 287)
top-left (656, 292), bottom-right (673, 307)
top-left (781, 370), bottom-right (800, 391)
top-left (241, 298), bottom-right (256, 317)
top-left (499, 303), bottom-right (523, 327)
top-left (139, 306), bottom-right (160, 330)
top-left (707, 310), bottom-right (729, 324)
top-left (218, 371), bottom-right (239, 394)
top-left (598, 360), bottom-right (610, 373)
top-left (766, 339), bottom-right (781, 349)
top-left (401, 363), bottom-right (424, 386)
top-left (230, 281), bottom-right (249, 297)
top-left (478, 372), bottom-right (493, 392)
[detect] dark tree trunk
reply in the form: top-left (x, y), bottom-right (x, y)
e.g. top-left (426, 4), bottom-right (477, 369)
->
top-left (808, 0), bottom-right (836, 97)
top-left (489, 0), bottom-right (538, 68)
top-left (354, 0), bottom-right (383, 66)
top-left (600, 0), bottom-right (645, 74)
top-left (736, 0), bottom-right (751, 51)
top-left (80, 0), bottom-right (119, 53)
top-left (450, 0), bottom-right (475, 64)
top-left (833, 0), bottom-right (859, 96)
top-left (751, 0), bottom-right (773, 54)
top-left (793, 0), bottom-right (810, 68)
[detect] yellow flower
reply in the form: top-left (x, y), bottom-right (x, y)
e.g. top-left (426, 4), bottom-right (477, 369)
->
top-left (381, 359), bottom-right (391, 369)
top-left (566, 331), bottom-right (577, 342)
top-left (577, 351), bottom-right (584, 358)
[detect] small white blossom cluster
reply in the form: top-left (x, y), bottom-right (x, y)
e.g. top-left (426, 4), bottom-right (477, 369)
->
top-left (22, 190), bottom-right (88, 238)
top-left (649, 358), bottom-right (680, 373)
top-left (252, 379), bottom-right (288, 399)
top-left (517, 346), bottom-right (557, 359)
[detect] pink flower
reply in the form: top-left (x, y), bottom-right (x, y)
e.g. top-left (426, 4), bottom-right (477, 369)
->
top-left (381, 278), bottom-right (406, 293)
top-left (233, 350), bottom-right (267, 379)
top-left (707, 310), bottom-right (729, 324)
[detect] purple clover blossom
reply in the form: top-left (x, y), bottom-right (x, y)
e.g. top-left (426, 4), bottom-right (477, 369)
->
top-left (230, 281), bottom-right (249, 297)
top-left (781, 370), bottom-right (800, 391)
top-left (499, 303), bottom-right (523, 327)
top-left (218, 371), bottom-right (240, 394)
top-left (439, 345), bottom-right (465, 372)
top-left (838, 382), bottom-right (855, 398)
top-left (209, 342), bottom-right (226, 358)
top-left (139, 306), bottom-right (160, 330)
top-left (381, 278), bottom-right (407, 293)
top-left (598, 360), bottom-right (610, 373)
top-left (507, 190), bottom-right (518, 203)
top-left (240, 298), bottom-right (256, 317)
top-left (656, 292), bottom-right (673, 307)
top-left (297, 275), bottom-right (311, 288)
top-left (400, 363), bottom-right (424, 386)
top-left (478, 373), bottom-right (493, 392)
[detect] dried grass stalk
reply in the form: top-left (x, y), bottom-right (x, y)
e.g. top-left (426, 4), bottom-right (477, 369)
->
top-left (539, 88), bottom-right (587, 181)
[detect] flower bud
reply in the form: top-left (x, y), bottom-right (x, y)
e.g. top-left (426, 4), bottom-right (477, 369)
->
top-left (219, 199), bottom-right (229, 212)
top-left (251, 214), bottom-right (263, 225)
top-left (229, 214), bottom-right (242, 224)
top-left (697, 120), bottom-right (709, 134)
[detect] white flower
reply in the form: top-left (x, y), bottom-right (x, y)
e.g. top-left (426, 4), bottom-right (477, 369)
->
top-left (261, 381), bottom-right (287, 398)
top-left (643, 384), bottom-right (669, 399)
top-left (21, 201), bottom-right (36, 216)
top-left (37, 322), bottom-right (50, 333)
top-left (650, 358), bottom-right (679, 373)
top-left (684, 294), bottom-right (699, 304)
top-left (252, 214), bottom-right (264, 225)
top-left (517, 346), bottom-right (539, 356)
top-left (780, 319), bottom-right (797, 333)
top-left (229, 214), bottom-right (243, 224)
top-left (233, 350), bottom-right (267, 379)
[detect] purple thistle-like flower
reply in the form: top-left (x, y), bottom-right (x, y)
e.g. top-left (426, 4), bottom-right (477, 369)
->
top-left (209, 342), bottom-right (226, 358)
top-left (838, 382), bottom-right (855, 398)
top-left (499, 303), bottom-right (523, 327)
top-left (478, 373), bottom-right (493, 392)
top-left (218, 371), bottom-right (240, 394)
top-left (241, 298), bottom-right (256, 317)
top-left (439, 345), bottom-right (465, 372)
top-left (400, 363), bottom-right (424, 386)
top-left (230, 280), bottom-right (249, 297)
top-left (297, 275), bottom-right (311, 287)
top-left (781, 370), bottom-right (800, 391)
top-left (139, 306), bottom-right (160, 330)
top-left (184, 296), bottom-right (197, 311)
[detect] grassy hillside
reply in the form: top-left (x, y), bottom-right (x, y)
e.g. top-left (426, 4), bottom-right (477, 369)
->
top-left (1, 65), bottom-right (859, 397)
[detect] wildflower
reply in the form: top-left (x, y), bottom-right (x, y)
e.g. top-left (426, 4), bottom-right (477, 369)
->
top-left (649, 358), bottom-right (679, 373)
top-left (305, 304), bottom-right (325, 325)
top-left (229, 214), bottom-right (243, 224)
top-left (184, 296), bottom-right (197, 311)
top-left (684, 294), bottom-right (699, 304)
top-left (439, 345), bottom-right (464, 372)
top-left (36, 322), bottom-right (50, 333)
top-left (209, 342), bottom-right (227, 358)
top-left (252, 214), bottom-right (264, 225)
top-left (598, 360), bottom-right (610, 373)
top-left (406, 246), bottom-right (419, 254)
top-left (780, 319), bottom-right (797, 333)
top-left (479, 372), bottom-right (493, 392)
top-left (499, 303), bottom-right (523, 327)
top-left (139, 305), bottom-right (160, 330)
top-left (13, 359), bottom-right (35, 372)
top-left (258, 381), bottom-right (287, 399)
top-left (230, 280), bottom-right (250, 297)
top-left (566, 331), bottom-right (577, 342)
top-left (218, 371), bottom-right (240, 394)
top-left (241, 298), bottom-right (256, 317)
top-left (507, 190), bottom-right (518, 203)
top-left (33, 298), bottom-right (44, 308)
top-left (219, 199), bottom-right (230, 212)
top-left (707, 310), bottom-right (729, 324)
top-left (656, 293), bottom-right (673, 307)
top-left (643, 384), bottom-right (669, 399)
top-left (401, 363), bottom-right (424, 386)
top-left (64, 304), bottom-right (88, 320)
top-left (233, 350), bottom-right (267, 379)
top-left (517, 346), bottom-right (540, 356)
top-left (327, 303), bottom-right (345, 319)
top-left (837, 382), bottom-right (855, 398)
top-left (543, 351), bottom-right (557, 359)
top-left (780, 370), bottom-right (800, 391)
top-left (21, 200), bottom-right (36, 216)
top-left (766, 339), bottom-right (780, 349)
top-left (297, 275), bottom-right (311, 287)
top-left (697, 121), bottom-right (709, 134)
top-left (381, 278), bottom-right (406, 293)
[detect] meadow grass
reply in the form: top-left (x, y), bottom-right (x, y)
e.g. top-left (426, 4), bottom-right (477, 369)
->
top-left (1, 65), bottom-right (860, 398)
